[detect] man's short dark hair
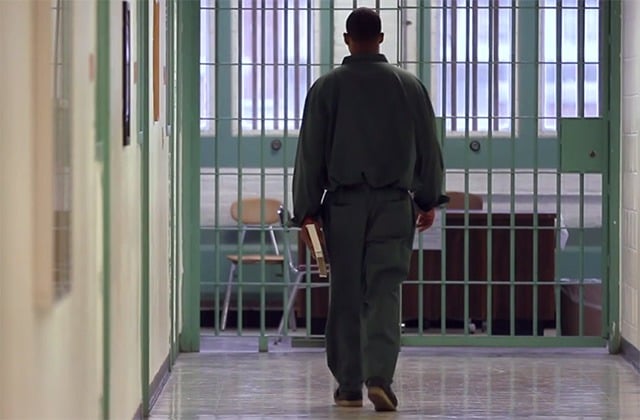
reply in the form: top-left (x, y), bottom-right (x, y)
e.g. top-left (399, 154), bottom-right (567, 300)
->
top-left (346, 7), bottom-right (381, 42)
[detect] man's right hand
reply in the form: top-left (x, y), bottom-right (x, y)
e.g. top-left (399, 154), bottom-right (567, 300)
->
top-left (416, 208), bottom-right (435, 232)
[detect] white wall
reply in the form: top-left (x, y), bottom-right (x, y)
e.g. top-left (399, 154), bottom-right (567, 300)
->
top-left (620, 0), bottom-right (640, 350)
top-left (0, 1), bottom-right (101, 418)
top-left (0, 0), bottom-right (176, 418)
top-left (107, 0), bottom-right (143, 415)
top-left (148, 0), bottom-right (173, 385)
top-left (108, 0), bottom-right (173, 416)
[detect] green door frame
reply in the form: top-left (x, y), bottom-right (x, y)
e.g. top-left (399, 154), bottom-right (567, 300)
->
top-left (166, 0), bottom-right (179, 366)
top-left (604, 0), bottom-right (621, 352)
top-left (96, 1), bottom-right (111, 418)
top-left (178, 0), bottom-right (201, 352)
top-left (137, 0), bottom-right (151, 414)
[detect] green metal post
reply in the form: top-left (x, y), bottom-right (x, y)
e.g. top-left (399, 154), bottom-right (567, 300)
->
top-left (604, 0), bottom-right (621, 352)
top-left (281, 0), bottom-right (292, 337)
top-left (97, 1), bottom-right (110, 418)
top-left (554, 0), bottom-right (563, 337)
top-left (236, 0), bottom-right (245, 336)
top-left (509, 0), bottom-right (516, 337)
top-left (486, 0), bottom-right (495, 337)
top-left (440, 0), bottom-right (447, 336)
top-left (259, 0), bottom-right (267, 352)
top-left (166, 0), bottom-right (178, 365)
top-left (138, 0), bottom-right (151, 414)
top-left (179, 0), bottom-right (201, 352)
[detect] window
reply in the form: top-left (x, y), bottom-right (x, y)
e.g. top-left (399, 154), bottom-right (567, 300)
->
top-left (201, 0), bottom-right (216, 133)
top-left (232, 0), bottom-right (317, 133)
top-left (201, 1), bottom-right (602, 138)
top-left (200, 0), bottom-right (318, 135)
top-left (431, 0), bottom-right (515, 134)
top-left (332, 0), bottom-right (419, 74)
top-left (539, 0), bottom-right (600, 132)
top-left (52, 0), bottom-right (72, 299)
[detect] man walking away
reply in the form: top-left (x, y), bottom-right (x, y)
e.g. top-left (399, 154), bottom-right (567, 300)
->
top-left (292, 7), bottom-right (445, 412)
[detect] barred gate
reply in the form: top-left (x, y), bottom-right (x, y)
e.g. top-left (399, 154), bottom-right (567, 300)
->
top-left (199, 0), bottom-right (618, 348)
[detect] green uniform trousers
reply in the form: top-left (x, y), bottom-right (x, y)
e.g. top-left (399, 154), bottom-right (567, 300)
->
top-left (321, 184), bottom-right (415, 391)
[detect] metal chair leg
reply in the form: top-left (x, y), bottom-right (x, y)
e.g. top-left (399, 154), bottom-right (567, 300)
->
top-left (275, 272), bottom-right (304, 342)
top-left (269, 226), bottom-right (279, 255)
top-left (221, 264), bottom-right (236, 330)
top-left (288, 309), bottom-right (297, 331)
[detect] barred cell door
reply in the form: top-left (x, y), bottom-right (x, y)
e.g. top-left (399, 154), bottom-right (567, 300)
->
top-left (199, 0), bottom-right (619, 348)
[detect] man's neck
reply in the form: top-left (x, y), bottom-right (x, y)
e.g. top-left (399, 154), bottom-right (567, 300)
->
top-left (350, 49), bottom-right (379, 56)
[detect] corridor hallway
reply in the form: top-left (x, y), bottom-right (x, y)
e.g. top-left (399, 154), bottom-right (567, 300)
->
top-left (4, 1), bottom-right (640, 419)
top-left (150, 337), bottom-right (640, 419)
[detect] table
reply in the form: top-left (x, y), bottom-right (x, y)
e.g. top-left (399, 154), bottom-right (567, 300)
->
top-left (296, 212), bottom-right (558, 331)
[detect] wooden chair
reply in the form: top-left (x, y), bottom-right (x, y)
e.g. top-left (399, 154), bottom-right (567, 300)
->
top-left (445, 191), bottom-right (483, 210)
top-left (221, 197), bottom-right (287, 330)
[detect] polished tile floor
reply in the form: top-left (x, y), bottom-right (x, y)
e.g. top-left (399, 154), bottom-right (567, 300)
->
top-left (151, 338), bottom-right (640, 419)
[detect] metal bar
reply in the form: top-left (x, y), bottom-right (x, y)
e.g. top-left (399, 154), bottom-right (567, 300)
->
top-left (259, 0), bottom-right (267, 347)
top-left (252, 0), bottom-right (258, 130)
top-left (178, 0), bottom-right (201, 352)
top-left (486, 0), bottom-right (496, 336)
top-left (400, 335), bottom-right (606, 347)
top-left (463, 0), bottom-right (470, 336)
top-left (578, 0), bottom-right (585, 117)
top-left (96, 1), bottom-right (110, 416)
top-left (472, 0), bottom-right (478, 132)
top-left (326, 0), bottom-right (335, 73)
top-left (168, 0), bottom-right (176, 365)
top-left (554, 0), bottom-right (563, 336)
top-left (440, 0), bottom-right (448, 335)
top-left (579, 0), bottom-right (587, 338)
top-left (212, 224), bottom-right (560, 232)
top-left (532, 1), bottom-right (540, 337)
top-left (451, 0), bottom-right (458, 132)
top-left (492, 2), bottom-right (499, 132)
top-left (213, 0), bottom-right (222, 335)
top-left (280, 0), bottom-right (292, 338)
top-left (396, 0), bottom-right (401, 65)
top-left (306, 0), bottom-right (313, 340)
top-left (273, 0), bottom-right (279, 130)
top-left (279, 334), bottom-right (606, 347)
top-left (176, 0), bottom-right (184, 347)
top-left (294, 0), bottom-right (301, 127)
top-left (605, 0), bottom-right (621, 349)
top-left (396, 0), bottom-right (406, 325)
top-left (306, 0), bottom-right (312, 99)
top-left (306, 246), bottom-right (312, 337)
top-left (303, 0), bottom-right (312, 338)
top-left (416, 0), bottom-right (425, 336)
top-left (236, 0), bottom-right (245, 335)
top-left (579, 172), bottom-right (585, 336)
top-left (532, 27), bottom-right (540, 336)
top-left (509, 0), bottom-right (516, 337)
top-left (211, 1), bottom-right (233, 334)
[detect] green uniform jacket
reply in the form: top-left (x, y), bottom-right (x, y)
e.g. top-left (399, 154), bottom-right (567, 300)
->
top-left (292, 53), bottom-right (444, 225)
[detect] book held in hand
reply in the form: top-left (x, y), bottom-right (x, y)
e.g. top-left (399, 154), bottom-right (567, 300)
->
top-left (304, 223), bottom-right (328, 278)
